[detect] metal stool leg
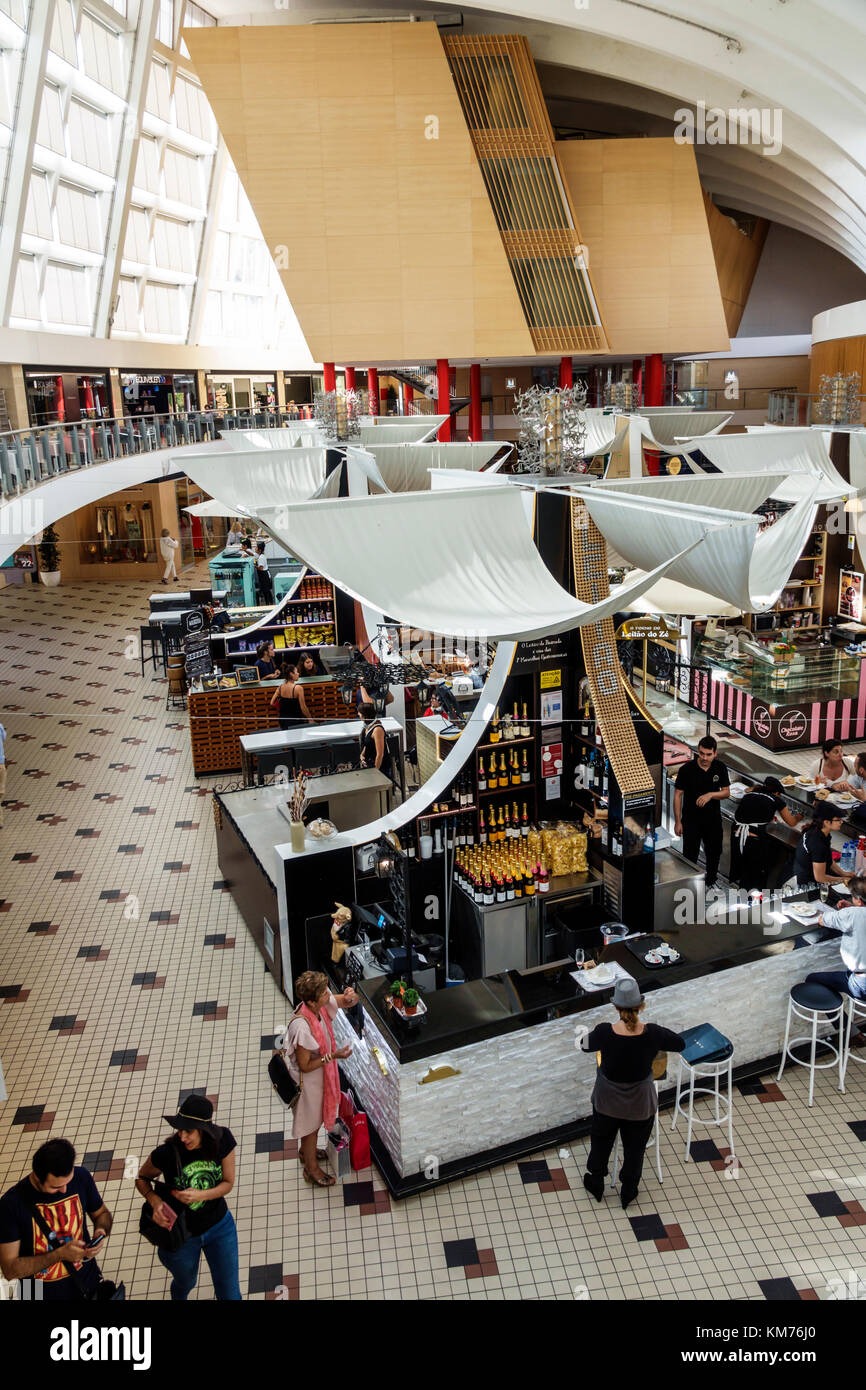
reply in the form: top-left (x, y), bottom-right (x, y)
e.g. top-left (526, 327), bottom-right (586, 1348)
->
top-left (685, 1064), bottom-right (696, 1159)
top-left (671, 1056), bottom-right (684, 1131)
top-left (808, 1012), bottom-right (818, 1107)
top-left (654, 1113), bottom-right (663, 1183)
top-left (778, 997), bottom-right (792, 1082)
top-left (726, 1059), bottom-right (735, 1157)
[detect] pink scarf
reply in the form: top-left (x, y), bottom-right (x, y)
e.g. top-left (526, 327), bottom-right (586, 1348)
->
top-left (300, 1001), bottom-right (339, 1131)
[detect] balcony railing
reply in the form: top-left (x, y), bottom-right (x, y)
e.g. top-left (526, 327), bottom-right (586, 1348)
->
top-left (0, 408), bottom-right (315, 500)
top-left (767, 391), bottom-right (866, 428)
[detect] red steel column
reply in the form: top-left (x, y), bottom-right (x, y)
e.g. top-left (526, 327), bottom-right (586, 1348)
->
top-left (403, 382), bottom-right (414, 416)
top-left (558, 356), bottom-right (573, 389)
top-left (345, 367), bottom-right (356, 392)
top-left (644, 353), bottom-right (664, 406)
top-left (469, 363), bottom-right (482, 440)
top-left (436, 356), bottom-right (451, 442)
top-left (323, 362), bottom-right (336, 393)
top-left (367, 367), bottom-right (379, 415)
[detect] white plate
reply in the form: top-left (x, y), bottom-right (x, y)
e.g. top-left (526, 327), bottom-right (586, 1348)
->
top-left (644, 950), bottom-right (664, 965)
top-left (833, 884), bottom-right (852, 895)
top-left (831, 794), bottom-right (856, 805)
top-left (584, 964), bottom-right (614, 984)
top-left (787, 904), bottom-right (819, 919)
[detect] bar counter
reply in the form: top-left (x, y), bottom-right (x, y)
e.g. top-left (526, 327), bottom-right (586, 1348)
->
top-left (327, 900), bottom-right (846, 1195)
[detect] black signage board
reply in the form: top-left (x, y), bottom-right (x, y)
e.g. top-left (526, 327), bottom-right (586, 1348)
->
top-left (185, 654), bottom-right (214, 678)
top-left (182, 607), bottom-right (205, 636)
top-left (512, 634), bottom-right (570, 674)
top-left (183, 638), bottom-right (210, 663)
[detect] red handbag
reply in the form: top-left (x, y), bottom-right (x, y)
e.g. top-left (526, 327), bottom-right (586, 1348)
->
top-left (339, 1090), bottom-right (356, 1124)
top-left (349, 1112), bottom-right (370, 1171)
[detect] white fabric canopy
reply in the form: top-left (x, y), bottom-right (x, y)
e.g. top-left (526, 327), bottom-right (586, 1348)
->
top-left (655, 427), bottom-right (851, 502)
top-left (359, 416), bottom-right (446, 445)
top-left (362, 441), bottom-right (503, 492)
top-left (254, 487), bottom-right (701, 641)
top-left (184, 498), bottom-right (245, 518)
top-left (590, 471), bottom-right (793, 514)
top-left (582, 409), bottom-right (629, 458)
top-left (577, 484), bottom-right (819, 612)
top-left (180, 447), bottom-right (328, 516)
top-left (220, 425), bottom-right (323, 450)
top-left (635, 411), bottom-right (733, 448)
top-left (613, 573), bottom-right (742, 617)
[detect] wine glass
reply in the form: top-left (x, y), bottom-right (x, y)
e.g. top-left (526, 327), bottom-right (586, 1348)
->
top-left (574, 948), bottom-right (585, 968)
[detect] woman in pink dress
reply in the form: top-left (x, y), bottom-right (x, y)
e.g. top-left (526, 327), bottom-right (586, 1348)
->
top-left (281, 971), bottom-right (357, 1187)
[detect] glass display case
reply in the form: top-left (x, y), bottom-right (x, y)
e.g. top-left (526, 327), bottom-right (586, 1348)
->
top-left (689, 632), bottom-right (866, 749)
top-left (694, 634), bottom-right (861, 705)
top-left (208, 551), bottom-right (258, 606)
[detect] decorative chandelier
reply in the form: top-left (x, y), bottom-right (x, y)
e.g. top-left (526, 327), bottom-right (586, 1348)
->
top-left (815, 372), bottom-right (861, 427)
top-left (513, 382), bottom-right (589, 473)
top-left (313, 388), bottom-right (369, 440)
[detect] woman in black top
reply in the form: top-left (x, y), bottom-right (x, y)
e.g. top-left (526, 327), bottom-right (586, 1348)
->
top-left (359, 701), bottom-right (393, 781)
top-left (255, 640), bottom-right (277, 679)
top-left (135, 1095), bottom-right (240, 1300)
top-left (269, 662), bottom-right (313, 731)
top-left (580, 978), bottom-right (685, 1208)
top-left (733, 776), bottom-right (803, 891)
top-left (297, 650), bottom-right (322, 678)
top-left (792, 806), bottom-right (849, 887)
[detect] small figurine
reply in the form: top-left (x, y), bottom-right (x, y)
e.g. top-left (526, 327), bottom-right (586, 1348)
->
top-left (330, 902), bottom-right (353, 963)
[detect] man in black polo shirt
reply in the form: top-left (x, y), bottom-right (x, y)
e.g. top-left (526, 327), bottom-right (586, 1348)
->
top-left (674, 735), bottom-right (730, 891)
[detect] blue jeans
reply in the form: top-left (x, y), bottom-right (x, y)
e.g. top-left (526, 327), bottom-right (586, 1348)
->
top-left (157, 1209), bottom-right (241, 1301)
top-left (805, 970), bottom-right (866, 1002)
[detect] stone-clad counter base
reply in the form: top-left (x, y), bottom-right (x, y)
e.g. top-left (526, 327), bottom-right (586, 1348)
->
top-left (333, 937), bottom-right (842, 1192)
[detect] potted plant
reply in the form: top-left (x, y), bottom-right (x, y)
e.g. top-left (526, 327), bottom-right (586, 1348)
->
top-left (403, 987), bottom-right (420, 1016)
top-left (37, 524), bottom-right (61, 586)
top-left (389, 979), bottom-right (406, 1007)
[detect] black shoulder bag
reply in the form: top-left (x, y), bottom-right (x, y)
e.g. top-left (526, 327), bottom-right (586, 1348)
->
top-left (28, 1200), bottom-right (125, 1302)
top-left (268, 1011), bottom-right (304, 1110)
top-left (138, 1142), bottom-right (192, 1252)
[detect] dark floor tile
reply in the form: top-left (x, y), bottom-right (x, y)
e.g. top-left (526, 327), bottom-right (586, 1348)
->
top-left (443, 1237), bottom-right (480, 1267)
top-left (0, 984), bottom-right (23, 998)
top-left (255, 1132), bottom-right (287, 1154)
top-left (192, 1001), bottom-right (218, 1016)
top-left (12, 1105), bottom-right (44, 1125)
top-left (343, 1181), bottom-right (376, 1208)
top-left (77, 945), bottom-right (106, 959)
top-left (807, 1191), bottom-right (849, 1218)
top-left (49, 1015), bottom-right (77, 1030)
top-left (248, 1263), bottom-right (283, 1296)
top-left (847, 1120), bottom-right (866, 1141)
top-left (628, 1213), bottom-right (667, 1242)
top-left (688, 1139), bottom-right (723, 1163)
top-left (758, 1277), bottom-right (801, 1301)
top-left (109, 1049), bottom-right (138, 1067)
top-left (132, 972), bottom-right (157, 986)
top-left (517, 1159), bottom-right (551, 1183)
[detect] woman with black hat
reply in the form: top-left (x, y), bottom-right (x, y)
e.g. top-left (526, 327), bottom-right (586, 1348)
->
top-left (135, 1095), bottom-right (240, 1300)
top-left (580, 978), bottom-right (685, 1209)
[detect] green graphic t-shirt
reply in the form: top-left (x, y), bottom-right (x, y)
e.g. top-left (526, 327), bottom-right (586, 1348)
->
top-left (151, 1129), bottom-right (237, 1235)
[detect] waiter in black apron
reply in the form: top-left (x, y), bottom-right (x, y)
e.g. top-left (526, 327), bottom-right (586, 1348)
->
top-left (673, 735), bottom-right (730, 893)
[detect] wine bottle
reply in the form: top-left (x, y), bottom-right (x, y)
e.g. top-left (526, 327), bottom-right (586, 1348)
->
top-left (503, 804), bottom-right (511, 840)
top-left (498, 753), bottom-right (508, 789)
top-left (521, 748), bottom-right (530, 783)
top-left (495, 876), bottom-right (506, 904)
top-left (489, 752), bottom-right (497, 781)
top-left (524, 865), bottom-right (536, 897)
top-left (513, 870), bottom-right (523, 899)
top-left (490, 708), bottom-right (500, 743)
top-left (521, 802), bottom-right (529, 837)
top-left (602, 757), bottom-right (609, 798)
top-left (478, 760), bottom-right (487, 793)
top-left (497, 806), bottom-right (505, 841)
top-left (506, 874), bottom-right (515, 902)
top-left (521, 702), bottom-right (530, 738)
top-left (479, 809), bottom-right (487, 845)
top-left (484, 876), bottom-right (494, 907)
top-left (511, 750), bottom-right (521, 786)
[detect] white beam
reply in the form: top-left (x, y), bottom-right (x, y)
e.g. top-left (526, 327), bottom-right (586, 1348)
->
top-left (94, 0), bottom-right (160, 339)
top-left (0, 0), bottom-right (55, 326)
top-left (185, 133), bottom-right (227, 347)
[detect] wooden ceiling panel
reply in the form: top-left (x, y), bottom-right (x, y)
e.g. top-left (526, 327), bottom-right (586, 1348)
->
top-left (185, 20), bottom-right (534, 363)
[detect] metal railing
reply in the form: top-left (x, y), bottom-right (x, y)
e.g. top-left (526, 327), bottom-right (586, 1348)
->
top-left (0, 408), bottom-right (315, 500)
top-left (767, 391), bottom-right (866, 428)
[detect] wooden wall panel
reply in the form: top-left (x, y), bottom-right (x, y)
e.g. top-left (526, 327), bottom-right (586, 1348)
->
top-left (703, 193), bottom-right (769, 336)
top-left (810, 336), bottom-right (866, 400)
top-left (556, 138), bottom-right (730, 357)
top-left (185, 22), bottom-right (534, 363)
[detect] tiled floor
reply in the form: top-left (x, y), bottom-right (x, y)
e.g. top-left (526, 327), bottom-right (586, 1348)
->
top-left (2, 570), bottom-right (866, 1301)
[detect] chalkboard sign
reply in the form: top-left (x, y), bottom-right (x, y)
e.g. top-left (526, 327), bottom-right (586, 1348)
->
top-left (183, 639), bottom-right (210, 664)
top-left (185, 654), bottom-right (213, 679)
top-left (235, 665), bottom-right (260, 685)
top-left (182, 607), bottom-right (205, 636)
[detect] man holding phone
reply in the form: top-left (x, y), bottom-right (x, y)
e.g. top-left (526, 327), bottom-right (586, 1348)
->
top-left (0, 1137), bottom-right (113, 1300)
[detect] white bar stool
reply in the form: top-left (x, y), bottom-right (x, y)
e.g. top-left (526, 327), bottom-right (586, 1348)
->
top-left (841, 994), bottom-right (866, 1086)
top-left (777, 981), bottom-right (845, 1106)
top-left (670, 1042), bottom-right (735, 1160)
top-left (610, 1080), bottom-right (663, 1187)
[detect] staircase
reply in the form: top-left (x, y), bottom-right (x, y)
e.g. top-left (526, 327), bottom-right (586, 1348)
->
top-left (390, 365), bottom-right (470, 421)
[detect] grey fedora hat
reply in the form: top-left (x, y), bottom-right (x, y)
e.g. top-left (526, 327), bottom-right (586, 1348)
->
top-left (612, 977), bottom-right (642, 1009)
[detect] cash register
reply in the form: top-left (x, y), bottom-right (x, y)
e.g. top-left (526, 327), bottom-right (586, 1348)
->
top-left (347, 902), bottom-right (438, 993)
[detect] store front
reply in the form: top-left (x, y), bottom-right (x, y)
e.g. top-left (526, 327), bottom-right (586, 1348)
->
top-left (121, 371), bottom-right (197, 417)
top-left (206, 373), bottom-right (277, 415)
top-left (24, 369), bottom-right (111, 426)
